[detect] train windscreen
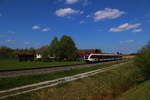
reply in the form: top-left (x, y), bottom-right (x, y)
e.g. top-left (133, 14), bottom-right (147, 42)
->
top-left (84, 55), bottom-right (89, 59)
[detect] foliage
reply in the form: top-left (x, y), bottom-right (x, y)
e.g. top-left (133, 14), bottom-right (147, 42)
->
top-left (49, 37), bottom-right (60, 59)
top-left (134, 42), bottom-right (150, 79)
top-left (38, 45), bottom-right (49, 61)
top-left (59, 35), bottom-right (77, 60)
top-left (39, 35), bottom-right (77, 61)
top-left (41, 48), bottom-right (50, 62)
top-left (95, 49), bottom-right (102, 53)
top-left (0, 46), bottom-right (15, 59)
top-left (118, 80), bottom-right (150, 100)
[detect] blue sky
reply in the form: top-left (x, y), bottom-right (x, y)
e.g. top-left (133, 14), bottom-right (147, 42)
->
top-left (0, 0), bottom-right (150, 54)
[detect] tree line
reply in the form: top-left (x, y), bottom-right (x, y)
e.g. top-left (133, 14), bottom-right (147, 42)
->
top-left (0, 35), bottom-right (77, 61)
top-left (41, 35), bottom-right (77, 61)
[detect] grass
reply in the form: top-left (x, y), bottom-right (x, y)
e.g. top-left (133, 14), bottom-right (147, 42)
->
top-left (117, 80), bottom-right (150, 100)
top-left (0, 59), bottom-right (85, 70)
top-left (0, 61), bottom-right (124, 91)
top-left (2, 61), bottom-right (139, 100)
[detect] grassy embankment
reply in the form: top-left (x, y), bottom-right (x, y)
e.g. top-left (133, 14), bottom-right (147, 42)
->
top-left (2, 61), bottom-right (143, 100)
top-left (0, 61), bottom-right (124, 91)
top-left (0, 59), bottom-right (85, 71)
top-left (117, 80), bottom-right (150, 100)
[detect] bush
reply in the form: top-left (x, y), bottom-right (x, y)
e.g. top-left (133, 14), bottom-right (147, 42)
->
top-left (0, 46), bottom-right (16, 59)
top-left (134, 42), bottom-right (150, 79)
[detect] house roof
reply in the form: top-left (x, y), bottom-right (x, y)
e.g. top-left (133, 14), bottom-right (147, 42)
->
top-left (16, 53), bottom-right (35, 55)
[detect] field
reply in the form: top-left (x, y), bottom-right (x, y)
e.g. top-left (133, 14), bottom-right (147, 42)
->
top-left (0, 59), bottom-right (85, 70)
top-left (0, 61), bottom-right (122, 90)
top-left (2, 61), bottom-right (145, 100)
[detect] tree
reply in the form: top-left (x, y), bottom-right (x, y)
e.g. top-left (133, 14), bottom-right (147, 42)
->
top-left (59, 35), bottom-right (77, 60)
top-left (39, 45), bottom-right (50, 61)
top-left (95, 49), bottom-right (102, 53)
top-left (0, 46), bottom-right (15, 59)
top-left (49, 37), bottom-right (60, 59)
top-left (42, 48), bottom-right (49, 62)
top-left (134, 42), bottom-right (150, 79)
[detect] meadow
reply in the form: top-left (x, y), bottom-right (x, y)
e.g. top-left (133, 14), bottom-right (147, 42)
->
top-left (3, 61), bottom-right (148, 100)
top-left (0, 59), bottom-right (85, 70)
top-left (0, 61), bottom-right (123, 90)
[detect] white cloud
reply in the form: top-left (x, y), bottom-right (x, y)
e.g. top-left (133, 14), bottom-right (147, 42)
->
top-left (32, 25), bottom-right (50, 32)
top-left (109, 23), bottom-right (141, 32)
top-left (24, 42), bottom-right (30, 45)
top-left (86, 14), bottom-right (91, 18)
top-left (65, 0), bottom-right (78, 4)
top-left (55, 8), bottom-right (80, 17)
top-left (80, 11), bottom-right (84, 14)
top-left (42, 28), bottom-right (49, 32)
top-left (132, 29), bottom-right (142, 33)
top-left (8, 30), bottom-right (16, 34)
top-left (65, 0), bottom-right (89, 6)
top-left (5, 40), bottom-right (16, 43)
top-left (79, 20), bottom-right (85, 24)
top-left (32, 25), bottom-right (40, 29)
top-left (147, 20), bottom-right (150, 22)
top-left (94, 8), bottom-right (125, 21)
top-left (120, 40), bottom-right (134, 44)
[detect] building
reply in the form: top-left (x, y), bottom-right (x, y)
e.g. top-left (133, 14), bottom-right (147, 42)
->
top-left (17, 53), bottom-right (35, 61)
top-left (36, 53), bottom-right (42, 59)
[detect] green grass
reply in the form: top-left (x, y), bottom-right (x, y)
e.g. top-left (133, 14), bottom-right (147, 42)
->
top-left (0, 59), bottom-right (85, 70)
top-left (0, 61), bottom-right (124, 91)
top-left (117, 80), bottom-right (150, 100)
top-left (3, 61), bottom-right (139, 100)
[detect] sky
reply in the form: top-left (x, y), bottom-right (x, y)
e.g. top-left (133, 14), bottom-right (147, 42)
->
top-left (0, 0), bottom-right (150, 54)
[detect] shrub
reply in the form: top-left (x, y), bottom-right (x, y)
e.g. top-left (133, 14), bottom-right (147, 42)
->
top-left (134, 42), bottom-right (150, 79)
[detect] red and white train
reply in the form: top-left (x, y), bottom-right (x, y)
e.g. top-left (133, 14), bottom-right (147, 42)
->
top-left (84, 53), bottom-right (122, 63)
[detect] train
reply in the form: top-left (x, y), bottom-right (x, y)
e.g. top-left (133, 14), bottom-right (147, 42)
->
top-left (84, 53), bottom-right (122, 63)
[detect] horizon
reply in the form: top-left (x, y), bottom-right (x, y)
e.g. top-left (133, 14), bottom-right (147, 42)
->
top-left (0, 0), bottom-right (150, 54)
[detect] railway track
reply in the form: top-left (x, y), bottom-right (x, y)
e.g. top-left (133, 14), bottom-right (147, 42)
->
top-left (0, 62), bottom-right (125, 99)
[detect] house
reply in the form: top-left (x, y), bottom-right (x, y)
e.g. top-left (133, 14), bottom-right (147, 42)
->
top-left (17, 53), bottom-right (35, 61)
top-left (36, 53), bottom-right (42, 59)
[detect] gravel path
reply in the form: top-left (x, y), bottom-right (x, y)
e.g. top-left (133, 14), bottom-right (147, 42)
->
top-left (0, 62), bottom-right (115, 78)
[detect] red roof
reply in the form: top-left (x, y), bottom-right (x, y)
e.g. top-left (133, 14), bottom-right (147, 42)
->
top-left (17, 53), bottom-right (34, 55)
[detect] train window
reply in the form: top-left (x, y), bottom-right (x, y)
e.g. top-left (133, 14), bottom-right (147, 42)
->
top-left (90, 55), bottom-right (95, 58)
top-left (91, 55), bottom-right (98, 58)
top-left (84, 55), bottom-right (89, 59)
top-left (90, 55), bottom-right (102, 58)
